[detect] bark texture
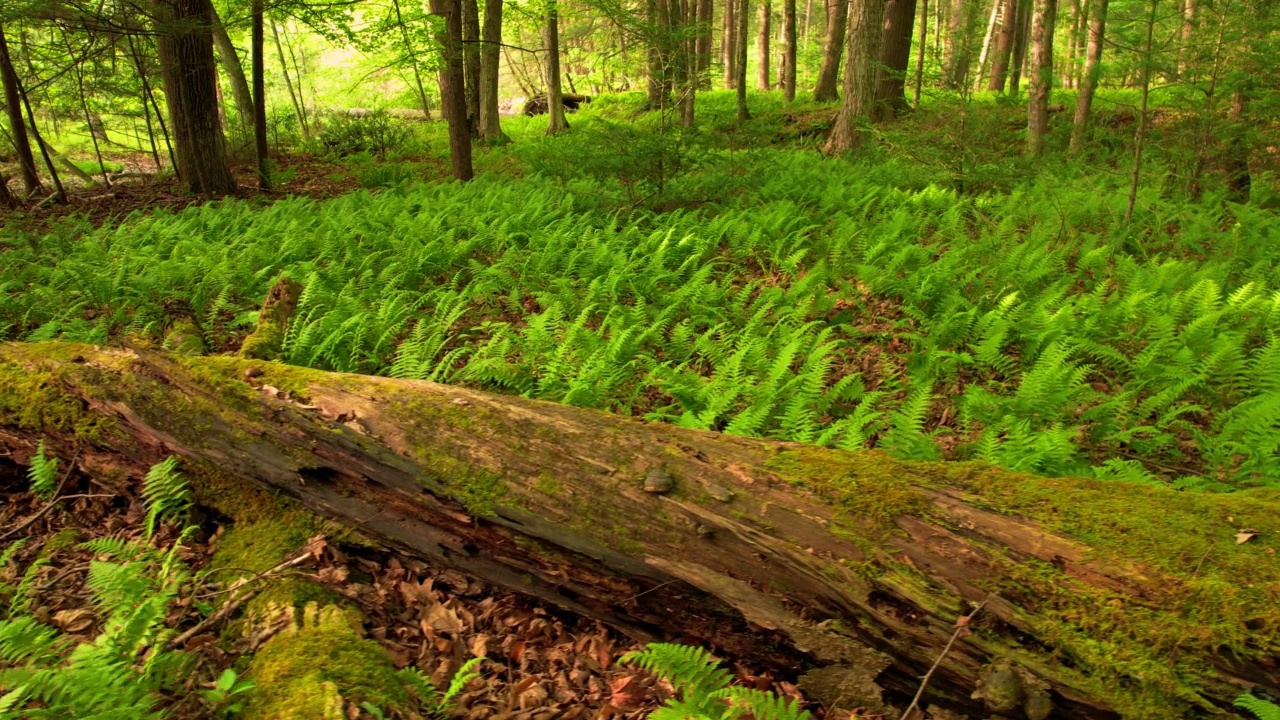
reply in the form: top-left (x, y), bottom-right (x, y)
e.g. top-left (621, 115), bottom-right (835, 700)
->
top-left (430, 0), bottom-right (475, 179)
top-left (812, 0), bottom-right (848, 101)
top-left (210, 6), bottom-right (255, 131)
top-left (3, 342), bottom-right (1277, 719)
top-left (154, 0), bottom-right (237, 195)
top-left (757, 0), bottom-right (772, 89)
top-left (986, 0), bottom-right (1017, 90)
top-left (1068, 0), bottom-right (1106, 152)
top-left (943, 0), bottom-right (973, 87)
top-left (736, 0), bottom-right (750, 119)
top-left (696, 0), bottom-right (714, 83)
top-left (875, 0), bottom-right (917, 120)
top-left (252, 0), bottom-right (269, 190)
top-left (781, 0), bottom-right (797, 100)
top-left (544, 0), bottom-right (569, 134)
top-left (462, 0), bottom-right (482, 137)
top-left (823, 0), bottom-right (884, 152)
top-left (479, 0), bottom-right (507, 141)
top-left (1025, 0), bottom-right (1056, 156)
top-left (0, 26), bottom-right (42, 195)
top-left (723, 0), bottom-right (738, 87)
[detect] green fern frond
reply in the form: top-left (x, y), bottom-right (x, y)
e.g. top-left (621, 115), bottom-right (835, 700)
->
top-left (1236, 694), bottom-right (1280, 720)
top-left (27, 442), bottom-right (58, 500)
top-left (142, 457), bottom-right (190, 539)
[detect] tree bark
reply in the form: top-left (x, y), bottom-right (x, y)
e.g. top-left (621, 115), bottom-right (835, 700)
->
top-left (781, 0), bottom-right (797, 100)
top-left (251, 0), bottom-right (270, 191)
top-left (431, 0), bottom-right (475, 179)
top-left (823, 0), bottom-right (883, 152)
top-left (1060, 0), bottom-right (1080, 87)
top-left (697, 0), bottom-right (714, 85)
top-left (972, 0), bottom-right (1000, 89)
top-left (736, 0), bottom-right (750, 119)
top-left (757, 0), bottom-right (772, 89)
top-left (1068, 0), bottom-right (1105, 152)
top-left (210, 5), bottom-right (255, 131)
top-left (1178, 0), bottom-right (1196, 78)
top-left (723, 0), bottom-right (739, 87)
top-left (0, 26), bottom-right (41, 196)
top-left (647, 0), bottom-right (670, 109)
top-left (875, 0), bottom-right (917, 120)
top-left (462, 0), bottom-right (482, 137)
top-left (986, 0), bottom-right (1016, 90)
top-left (1008, 0), bottom-right (1031, 93)
top-left (479, 0), bottom-right (508, 142)
top-left (4, 342), bottom-right (1276, 718)
top-left (153, 0), bottom-right (237, 196)
top-left (812, 0), bottom-right (847, 100)
top-left (943, 0), bottom-right (972, 87)
top-left (1024, 0), bottom-right (1055, 157)
top-left (544, 0), bottom-right (569, 134)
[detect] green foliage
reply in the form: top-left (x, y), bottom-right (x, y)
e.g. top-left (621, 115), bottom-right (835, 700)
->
top-left (26, 441), bottom-right (58, 500)
top-left (202, 668), bottom-right (256, 717)
top-left (142, 457), bottom-right (190, 540)
top-left (392, 657), bottom-right (484, 717)
top-left (314, 111), bottom-right (415, 159)
top-left (1237, 694), bottom-right (1280, 720)
top-left (621, 643), bottom-right (810, 720)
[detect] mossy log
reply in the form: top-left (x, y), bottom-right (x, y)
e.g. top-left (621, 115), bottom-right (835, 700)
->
top-left (1, 342), bottom-right (1277, 718)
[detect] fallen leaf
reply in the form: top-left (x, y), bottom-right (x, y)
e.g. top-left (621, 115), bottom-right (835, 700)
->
top-left (472, 633), bottom-right (490, 658)
top-left (52, 608), bottom-right (95, 634)
top-left (1236, 530), bottom-right (1259, 545)
top-left (425, 602), bottom-right (463, 633)
top-left (609, 674), bottom-right (648, 711)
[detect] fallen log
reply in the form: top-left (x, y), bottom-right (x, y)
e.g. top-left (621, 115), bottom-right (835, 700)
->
top-left (0, 341), bottom-right (1276, 718)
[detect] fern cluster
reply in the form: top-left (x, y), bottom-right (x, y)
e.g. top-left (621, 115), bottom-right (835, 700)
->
top-left (3, 151), bottom-right (1278, 487)
top-left (621, 643), bottom-right (809, 720)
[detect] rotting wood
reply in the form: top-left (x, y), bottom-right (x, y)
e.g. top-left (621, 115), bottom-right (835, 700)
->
top-left (0, 342), bottom-right (1277, 718)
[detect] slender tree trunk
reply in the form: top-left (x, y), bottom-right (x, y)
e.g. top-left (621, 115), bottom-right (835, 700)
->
top-left (252, 0), bottom-right (270, 190)
top-left (479, 0), bottom-right (508, 142)
top-left (544, 0), bottom-right (569, 134)
top-left (782, 0), bottom-right (797, 100)
top-left (1060, 0), bottom-right (1079, 87)
top-left (68, 35), bottom-right (110, 187)
top-left (736, 0), bottom-right (750, 119)
top-left (679, 0), bottom-right (697, 126)
top-left (0, 26), bottom-right (41, 196)
top-left (813, 0), bottom-right (848, 100)
top-left (697, 0), bottom-right (714, 85)
top-left (647, 0), bottom-right (669, 108)
top-left (1224, 87), bottom-right (1250, 202)
top-left (210, 6), bottom-right (254, 130)
top-left (824, 0), bottom-right (884, 152)
top-left (875, 0), bottom-right (917, 119)
top-left (1025, 0), bottom-right (1056, 156)
top-left (1068, 0), bottom-right (1105, 151)
top-left (430, 0), bottom-right (474, 179)
top-left (757, 0), bottom-right (772, 89)
top-left (271, 20), bottom-right (309, 139)
top-left (986, 0), bottom-right (1016, 90)
top-left (913, 0), bottom-right (929, 105)
top-left (1008, 0), bottom-right (1031, 94)
top-left (972, 0), bottom-right (1000, 88)
top-left (1178, 0), bottom-right (1195, 78)
top-left (1125, 0), bottom-right (1156, 221)
top-left (16, 72), bottom-right (66, 203)
top-left (943, 0), bottom-right (972, 87)
top-left (723, 0), bottom-right (739, 87)
top-left (462, 0), bottom-right (482, 137)
top-left (390, 0), bottom-right (433, 122)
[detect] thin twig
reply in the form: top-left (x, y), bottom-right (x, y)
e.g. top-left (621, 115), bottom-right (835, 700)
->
top-left (166, 549), bottom-right (315, 649)
top-left (902, 596), bottom-right (991, 720)
top-left (0, 448), bottom-right (83, 544)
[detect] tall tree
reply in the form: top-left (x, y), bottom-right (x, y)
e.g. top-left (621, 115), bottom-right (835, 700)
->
top-left (271, 20), bottom-right (310, 138)
top-left (462, 0), bottom-right (481, 136)
top-left (972, 0), bottom-right (1001, 87)
top-left (757, 0), bottom-right (772, 89)
top-left (1008, 0), bottom-right (1031, 93)
top-left (1178, 0), bottom-right (1197, 77)
top-left (647, 0), bottom-right (671, 109)
top-left (210, 6), bottom-right (254, 131)
top-left (913, 0), bottom-right (929, 105)
top-left (943, 0), bottom-right (974, 87)
top-left (736, 0), bottom-right (750, 119)
top-left (723, 0), bottom-right (738, 87)
top-left (252, 0), bottom-right (270, 190)
top-left (431, 0), bottom-right (474, 179)
top-left (813, 0), bottom-right (848, 100)
top-left (478, 0), bottom-right (508, 141)
top-left (781, 0), bottom-right (797, 100)
top-left (1126, 0), bottom-right (1158, 220)
top-left (696, 0), bottom-right (714, 84)
top-left (1068, 0), bottom-right (1106, 150)
top-left (1025, 0), bottom-right (1057, 156)
top-left (391, 0), bottom-right (434, 121)
top-left (986, 0), bottom-right (1017, 90)
top-left (545, 0), bottom-right (569, 134)
top-left (153, 0), bottom-right (237, 195)
top-left (0, 25), bottom-right (40, 196)
top-left (1060, 0), bottom-right (1081, 86)
top-left (875, 0), bottom-right (917, 119)
top-left (824, 0), bottom-right (885, 152)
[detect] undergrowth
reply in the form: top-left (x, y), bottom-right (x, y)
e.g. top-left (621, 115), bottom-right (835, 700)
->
top-left (2, 147), bottom-right (1278, 489)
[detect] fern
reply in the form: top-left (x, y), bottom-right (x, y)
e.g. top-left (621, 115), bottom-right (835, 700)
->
top-left (622, 643), bottom-right (811, 720)
top-left (142, 457), bottom-right (190, 540)
top-left (1237, 694), bottom-right (1280, 720)
top-left (27, 442), bottom-right (58, 500)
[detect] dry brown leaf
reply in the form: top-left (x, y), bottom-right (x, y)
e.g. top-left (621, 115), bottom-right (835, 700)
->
top-left (52, 608), bottom-right (95, 634)
top-left (472, 633), bottom-right (491, 658)
top-left (1237, 530), bottom-right (1259, 544)
top-left (609, 675), bottom-right (648, 711)
top-left (426, 602), bottom-right (463, 633)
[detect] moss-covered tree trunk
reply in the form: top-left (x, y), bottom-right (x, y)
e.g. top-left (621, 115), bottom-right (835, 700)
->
top-left (2, 342), bottom-right (1277, 718)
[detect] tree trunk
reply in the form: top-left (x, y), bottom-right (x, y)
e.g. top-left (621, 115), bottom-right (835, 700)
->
top-left (1224, 87), bottom-right (1250, 202)
top-left (270, 20), bottom-right (309, 139)
top-left (736, 0), bottom-right (750, 119)
top-left (153, 0), bottom-right (237, 196)
top-left (812, 0), bottom-right (847, 100)
top-left (210, 5), bottom-right (255, 131)
top-left (781, 0), bottom-right (797, 100)
top-left (913, 0), bottom-right (929, 105)
top-left (479, 0), bottom-right (507, 142)
top-left (0, 26), bottom-right (41, 196)
top-left (251, 0), bottom-right (270, 190)
top-left (823, 0), bottom-right (884, 152)
top-left (1125, 0), bottom-right (1156, 222)
top-left (430, 0), bottom-right (475, 179)
top-left (1025, 0), bottom-right (1055, 156)
top-left (972, 0), bottom-right (1000, 89)
top-left (647, 0), bottom-right (670, 109)
top-left (1060, 0), bottom-right (1080, 87)
top-left (462, 0), bottom-right (482, 137)
top-left (943, 0), bottom-right (972, 87)
top-left (0, 171), bottom-right (15, 208)
top-left (1068, 0), bottom-right (1105, 152)
top-left (875, 0), bottom-right (917, 120)
top-left (986, 0), bottom-right (1016, 90)
top-left (4, 342), bottom-right (1275, 719)
top-left (757, 0), bottom-right (772, 89)
top-left (1178, 0), bottom-right (1195, 78)
top-left (1008, 0), bottom-right (1031, 93)
top-left (544, 0), bottom-right (569, 134)
top-left (723, 0), bottom-right (738, 87)
top-left (697, 0), bottom-right (714, 85)
top-left (678, 0), bottom-right (697, 126)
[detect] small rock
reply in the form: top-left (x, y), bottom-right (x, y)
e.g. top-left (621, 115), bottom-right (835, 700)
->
top-left (244, 367), bottom-right (264, 379)
top-left (706, 484), bottom-right (734, 502)
top-left (644, 468), bottom-right (675, 494)
top-left (1025, 689), bottom-right (1054, 720)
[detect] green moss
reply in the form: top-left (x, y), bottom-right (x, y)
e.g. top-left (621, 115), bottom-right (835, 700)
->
top-left (533, 471), bottom-right (561, 495)
top-left (38, 528), bottom-right (81, 558)
top-left (164, 320), bottom-right (206, 355)
top-left (209, 515), bottom-right (337, 615)
top-left (239, 323), bottom-right (284, 361)
top-left (0, 358), bottom-right (112, 442)
top-left (243, 603), bottom-right (409, 720)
